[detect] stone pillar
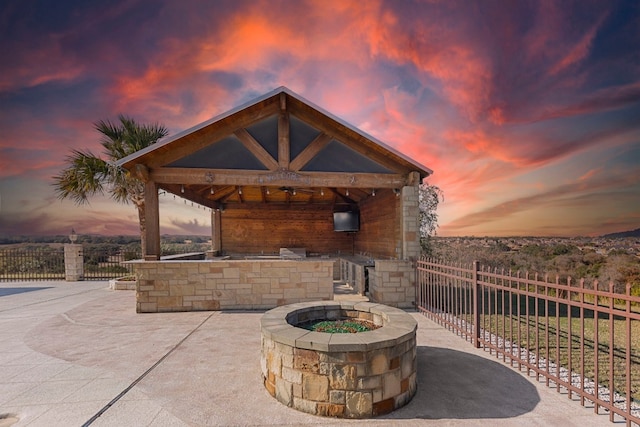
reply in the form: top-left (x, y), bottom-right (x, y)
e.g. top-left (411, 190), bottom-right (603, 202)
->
top-left (368, 260), bottom-right (416, 308)
top-left (401, 185), bottom-right (420, 260)
top-left (64, 243), bottom-right (84, 281)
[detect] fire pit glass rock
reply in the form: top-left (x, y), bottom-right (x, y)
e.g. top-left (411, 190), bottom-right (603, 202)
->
top-left (260, 301), bottom-right (417, 418)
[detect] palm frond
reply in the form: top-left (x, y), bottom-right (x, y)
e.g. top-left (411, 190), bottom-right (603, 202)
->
top-left (54, 115), bottom-right (168, 210)
top-left (52, 149), bottom-right (109, 204)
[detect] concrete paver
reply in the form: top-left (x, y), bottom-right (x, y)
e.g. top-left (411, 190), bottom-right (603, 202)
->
top-left (0, 280), bottom-right (616, 426)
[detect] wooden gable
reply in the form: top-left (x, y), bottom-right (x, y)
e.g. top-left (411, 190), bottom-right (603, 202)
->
top-left (119, 87), bottom-right (432, 209)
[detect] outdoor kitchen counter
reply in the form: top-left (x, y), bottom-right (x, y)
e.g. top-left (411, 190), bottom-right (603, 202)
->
top-left (130, 257), bottom-right (335, 313)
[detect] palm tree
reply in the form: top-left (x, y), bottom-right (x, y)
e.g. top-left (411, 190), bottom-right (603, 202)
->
top-left (53, 115), bottom-right (168, 255)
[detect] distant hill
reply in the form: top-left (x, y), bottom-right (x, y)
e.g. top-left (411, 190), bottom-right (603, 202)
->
top-left (602, 228), bottom-right (640, 238)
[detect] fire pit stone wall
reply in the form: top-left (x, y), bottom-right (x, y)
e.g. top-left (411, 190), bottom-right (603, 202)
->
top-left (260, 301), bottom-right (417, 418)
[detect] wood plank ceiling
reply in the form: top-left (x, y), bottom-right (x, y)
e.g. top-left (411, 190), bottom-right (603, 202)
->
top-left (119, 87), bottom-right (432, 210)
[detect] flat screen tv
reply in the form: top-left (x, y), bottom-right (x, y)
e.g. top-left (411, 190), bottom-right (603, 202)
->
top-left (333, 211), bottom-right (359, 232)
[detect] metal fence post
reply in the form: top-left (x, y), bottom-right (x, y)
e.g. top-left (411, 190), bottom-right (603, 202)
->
top-left (473, 260), bottom-right (481, 348)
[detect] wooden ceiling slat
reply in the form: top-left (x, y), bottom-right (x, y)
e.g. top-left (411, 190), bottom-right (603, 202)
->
top-left (160, 184), bottom-right (219, 209)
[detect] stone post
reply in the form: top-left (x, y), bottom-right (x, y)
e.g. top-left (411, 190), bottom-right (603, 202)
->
top-left (64, 244), bottom-right (84, 281)
top-left (401, 185), bottom-right (420, 260)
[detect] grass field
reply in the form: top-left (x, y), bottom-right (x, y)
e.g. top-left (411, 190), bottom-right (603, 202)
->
top-left (448, 292), bottom-right (640, 408)
top-left (474, 308), bottom-right (640, 405)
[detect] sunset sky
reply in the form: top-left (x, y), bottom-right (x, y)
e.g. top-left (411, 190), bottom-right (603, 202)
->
top-left (1, 0), bottom-right (639, 238)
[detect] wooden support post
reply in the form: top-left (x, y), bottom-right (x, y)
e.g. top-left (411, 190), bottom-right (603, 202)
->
top-left (407, 171), bottom-right (421, 187)
top-left (211, 208), bottom-right (222, 254)
top-left (144, 180), bottom-right (160, 260)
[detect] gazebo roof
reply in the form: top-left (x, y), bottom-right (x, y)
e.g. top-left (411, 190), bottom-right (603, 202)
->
top-left (118, 87), bottom-right (432, 208)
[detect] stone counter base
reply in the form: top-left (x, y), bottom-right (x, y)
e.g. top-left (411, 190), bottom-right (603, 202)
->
top-left (260, 301), bottom-right (417, 418)
top-left (131, 259), bottom-right (334, 312)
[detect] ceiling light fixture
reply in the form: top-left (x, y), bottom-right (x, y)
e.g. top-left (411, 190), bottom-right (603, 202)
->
top-left (346, 189), bottom-right (349, 196)
top-left (372, 189), bottom-right (376, 196)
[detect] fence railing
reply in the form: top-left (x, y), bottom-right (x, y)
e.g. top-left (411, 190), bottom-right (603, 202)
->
top-left (82, 248), bottom-right (138, 280)
top-left (0, 246), bottom-right (138, 282)
top-left (0, 246), bottom-right (65, 281)
top-left (416, 257), bottom-right (640, 426)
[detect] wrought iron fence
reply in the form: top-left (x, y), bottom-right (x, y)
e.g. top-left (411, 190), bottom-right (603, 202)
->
top-left (0, 246), bottom-right (65, 281)
top-left (82, 247), bottom-right (138, 280)
top-left (417, 257), bottom-right (640, 426)
top-left (0, 246), bottom-right (139, 282)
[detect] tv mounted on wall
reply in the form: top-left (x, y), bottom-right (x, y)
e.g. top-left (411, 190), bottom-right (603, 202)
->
top-left (333, 211), bottom-right (360, 232)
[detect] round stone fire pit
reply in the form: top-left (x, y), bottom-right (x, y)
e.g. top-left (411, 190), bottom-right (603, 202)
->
top-left (260, 301), bottom-right (417, 418)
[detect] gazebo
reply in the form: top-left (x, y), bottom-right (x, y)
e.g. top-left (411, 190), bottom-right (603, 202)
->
top-left (118, 87), bottom-right (432, 312)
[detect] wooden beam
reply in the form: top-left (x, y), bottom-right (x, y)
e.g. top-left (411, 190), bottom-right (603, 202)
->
top-left (219, 188), bottom-right (239, 203)
top-left (289, 132), bottom-right (332, 171)
top-left (329, 187), bottom-right (356, 205)
top-left (144, 100), bottom-right (280, 168)
top-left (288, 100), bottom-right (412, 173)
top-left (406, 171), bottom-right (422, 186)
top-left (205, 185), bottom-right (237, 205)
top-left (151, 168), bottom-right (408, 188)
top-left (233, 128), bottom-right (279, 170)
top-left (278, 112), bottom-right (290, 169)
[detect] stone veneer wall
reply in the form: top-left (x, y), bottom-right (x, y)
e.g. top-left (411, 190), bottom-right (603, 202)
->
top-left (368, 260), bottom-right (416, 308)
top-left (132, 260), bottom-right (334, 313)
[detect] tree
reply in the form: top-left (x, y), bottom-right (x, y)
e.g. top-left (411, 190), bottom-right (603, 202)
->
top-left (53, 115), bottom-right (168, 255)
top-left (418, 182), bottom-right (444, 255)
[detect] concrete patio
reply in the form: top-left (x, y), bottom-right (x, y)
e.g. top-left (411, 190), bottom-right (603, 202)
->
top-left (0, 280), bottom-right (611, 426)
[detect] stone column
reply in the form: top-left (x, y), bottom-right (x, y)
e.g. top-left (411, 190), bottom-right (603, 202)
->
top-left (64, 243), bottom-right (84, 281)
top-left (401, 185), bottom-right (420, 260)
